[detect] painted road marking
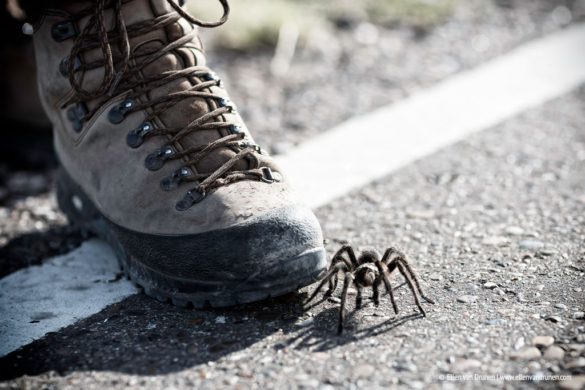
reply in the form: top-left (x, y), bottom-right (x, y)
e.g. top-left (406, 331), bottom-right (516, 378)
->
top-left (0, 240), bottom-right (139, 356)
top-left (2, 24), bottom-right (585, 357)
top-left (276, 23), bottom-right (585, 208)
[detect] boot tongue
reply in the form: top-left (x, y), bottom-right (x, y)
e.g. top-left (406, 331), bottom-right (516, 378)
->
top-left (135, 0), bottom-right (247, 175)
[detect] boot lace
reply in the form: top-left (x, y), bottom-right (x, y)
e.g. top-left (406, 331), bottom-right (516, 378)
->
top-left (64, 0), bottom-right (277, 210)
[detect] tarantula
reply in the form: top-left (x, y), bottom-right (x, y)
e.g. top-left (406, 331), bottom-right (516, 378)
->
top-left (305, 245), bottom-right (435, 334)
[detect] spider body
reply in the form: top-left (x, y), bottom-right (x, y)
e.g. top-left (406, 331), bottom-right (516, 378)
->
top-left (306, 245), bottom-right (435, 334)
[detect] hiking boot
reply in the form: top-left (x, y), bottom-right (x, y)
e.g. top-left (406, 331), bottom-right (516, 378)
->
top-left (32, 0), bottom-right (326, 307)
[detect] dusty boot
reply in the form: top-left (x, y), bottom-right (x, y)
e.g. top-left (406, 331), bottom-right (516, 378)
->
top-left (32, 0), bottom-right (326, 307)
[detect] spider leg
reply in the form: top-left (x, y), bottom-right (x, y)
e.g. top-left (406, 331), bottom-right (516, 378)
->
top-left (373, 278), bottom-right (381, 306)
top-left (381, 247), bottom-right (402, 266)
top-left (395, 260), bottom-right (426, 316)
top-left (333, 245), bottom-right (359, 269)
top-left (305, 262), bottom-right (346, 305)
top-left (326, 272), bottom-right (339, 297)
top-left (397, 258), bottom-right (435, 304)
top-left (356, 285), bottom-right (364, 309)
top-left (375, 260), bottom-right (399, 314)
top-left (325, 247), bottom-right (355, 296)
top-left (338, 271), bottom-right (355, 334)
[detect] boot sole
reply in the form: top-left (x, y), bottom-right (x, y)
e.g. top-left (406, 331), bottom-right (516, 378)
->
top-left (55, 166), bottom-right (327, 308)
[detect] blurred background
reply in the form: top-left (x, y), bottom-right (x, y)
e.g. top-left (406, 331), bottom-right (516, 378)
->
top-left (0, 0), bottom-right (583, 272)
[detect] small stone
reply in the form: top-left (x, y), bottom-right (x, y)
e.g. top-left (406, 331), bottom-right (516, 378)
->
top-left (215, 316), bottom-right (226, 324)
top-left (482, 236), bottom-right (509, 246)
top-left (543, 345), bottom-right (565, 360)
top-left (406, 209), bottom-right (435, 219)
top-left (393, 361), bottom-right (417, 372)
top-left (545, 315), bottom-right (563, 323)
top-left (296, 318), bottom-right (314, 327)
top-left (538, 247), bottom-right (557, 256)
top-left (354, 363), bottom-right (375, 378)
top-left (568, 344), bottom-right (585, 353)
top-left (514, 337), bottom-right (525, 350)
top-left (483, 282), bottom-right (497, 289)
top-left (510, 347), bottom-right (541, 360)
top-left (519, 239), bottom-right (544, 251)
top-left (457, 295), bottom-right (478, 303)
top-left (485, 318), bottom-right (506, 326)
top-left (572, 311), bottom-right (585, 320)
top-left (505, 226), bottom-right (524, 236)
top-left (451, 358), bottom-right (481, 371)
top-left (532, 336), bottom-right (555, 348)
top-left (312, 352), bottom-right (329, 361)
top-left (554, 303), bottom-right (568, 310)
top-left (566, 357), bottom-right (585, 369)
top-left (559, 375), bottom-right (585, 390)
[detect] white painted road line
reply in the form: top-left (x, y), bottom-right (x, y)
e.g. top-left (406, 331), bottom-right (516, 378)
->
top-left (276, 23), bottom-right (585, 208)
top-left (2, 24), bottom-right (585, 358)
top-left (0, 240), bottom-right (139, 357)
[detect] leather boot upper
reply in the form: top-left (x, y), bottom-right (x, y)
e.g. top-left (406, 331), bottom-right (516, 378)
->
top-left (33, 0), bottom-right (305, 236)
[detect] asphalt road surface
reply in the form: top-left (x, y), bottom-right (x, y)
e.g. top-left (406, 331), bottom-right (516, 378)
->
top-left (1, 13), bottom-right (585, 390)
top-left (1, 87), bottom-right (584, 390)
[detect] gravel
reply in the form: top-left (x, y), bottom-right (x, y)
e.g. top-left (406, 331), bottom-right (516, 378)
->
top-left (1, 1), bottom-right (584, 388)
top-left (205, 0), bottom-right (585, 151)
top-left (2, 0), bottom-right (585, 271)
top-left (532, 336), bottom-right (555, 348)
top-left (1, 75), bottom-right (584, 390)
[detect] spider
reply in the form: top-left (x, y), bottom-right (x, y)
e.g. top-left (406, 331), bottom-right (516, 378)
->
top-left (305, 245), bottom-right (435, 334)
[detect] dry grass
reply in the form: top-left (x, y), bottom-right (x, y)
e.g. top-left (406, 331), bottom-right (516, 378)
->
top-left (189, 0), bottom-right (459, 50)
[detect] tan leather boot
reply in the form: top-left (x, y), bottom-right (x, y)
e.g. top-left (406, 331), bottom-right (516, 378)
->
top-left (32, 0), bottom-right (325, 307)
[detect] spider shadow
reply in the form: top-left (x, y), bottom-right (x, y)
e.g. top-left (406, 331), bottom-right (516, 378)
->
top-left (285, 301), bottom-right (425, 352)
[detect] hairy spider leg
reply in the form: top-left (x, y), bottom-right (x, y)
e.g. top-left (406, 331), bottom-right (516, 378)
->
top-left (327, 254), bottom-right (354, 296)
top-left (394, 260), bottom-right (426, 316)
top-left (372, 278), bottom-right (382, 305)
top-left (339, 272), bottom-right (355, 334)
top-left (356, 285), bottom-right (364, 309)
top-left (396, 257), bottom-right (436, 304)
top-left (335, 245), bottom-right (360, 268)
top-left (375, 260), bottom-right (399, 314)
top-left (381, 247), bottom-right (402, 265)
top-left (305, 262), bottom-right (347, 305)
top-left (383, 247), bottom-right (435, 305)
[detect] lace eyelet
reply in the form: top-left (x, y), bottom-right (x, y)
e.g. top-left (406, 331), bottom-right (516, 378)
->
top-left (126, 122), bottom-right (153, 148)
top-left (108, 99), bottom-right (135, 124)
top-left (161, 167), bottom-right (193, 191)
top-left (239, 141), bottom-right (262, 154)
top-left (66, 102), bottom-right (88, 133)
top-left (202, 72), bottom-right (222, 87)
top-left (228, 124), bottom-right (244, 135)
top-left (144, 145), bottom-right (175, 171)
top-left (218, 98), bottom-right (236, 113)
top-left (59, 56), bottom-right (82, 77)
top-left (176, 187), bottom-right (206, 211)
top-left (261, 167), bottom-right (281, 183)
top-left (51, 21), bottom-right (78, 42)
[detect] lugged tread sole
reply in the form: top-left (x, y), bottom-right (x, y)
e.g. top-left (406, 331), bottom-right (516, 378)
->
top-left (56, 166), bottom-right (327, 308)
